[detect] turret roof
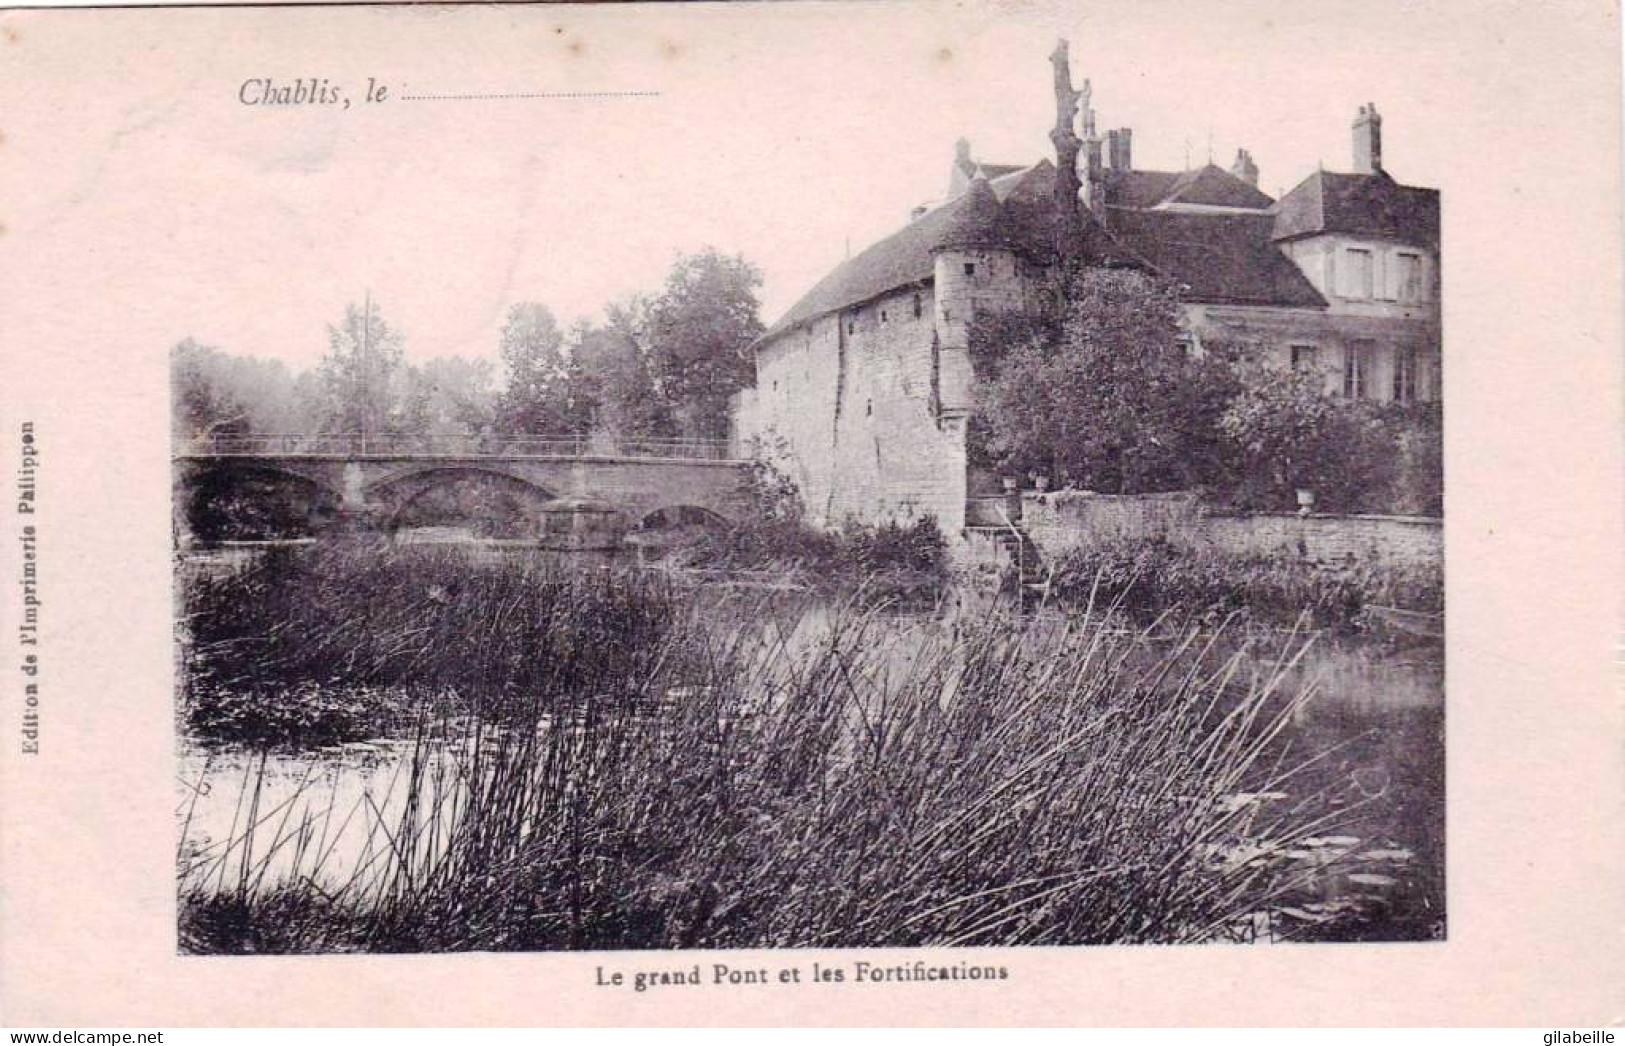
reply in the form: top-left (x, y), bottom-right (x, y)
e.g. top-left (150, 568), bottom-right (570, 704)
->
top-left (936, 173), bottom-right (1005, 249)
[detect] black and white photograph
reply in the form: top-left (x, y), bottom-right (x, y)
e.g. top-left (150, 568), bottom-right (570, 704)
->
top-left (2, 0), bottom-right (1621, 1027)
top-left (166, 10), bottom-right (1444, 955)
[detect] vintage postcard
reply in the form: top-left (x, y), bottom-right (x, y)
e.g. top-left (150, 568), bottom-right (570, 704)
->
top-left (0, 0), bottom-right (1620, 1027)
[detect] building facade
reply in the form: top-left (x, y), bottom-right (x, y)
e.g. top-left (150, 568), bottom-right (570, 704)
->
top-left (731, 45), bottom-right (1441, 538)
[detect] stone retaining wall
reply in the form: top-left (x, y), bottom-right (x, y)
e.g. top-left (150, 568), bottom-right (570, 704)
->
top-left (1016, 490), bottom-right (1441, 571)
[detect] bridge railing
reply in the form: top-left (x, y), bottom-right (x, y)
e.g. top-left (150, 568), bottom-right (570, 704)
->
top-left (184, 433), bottom-right (739, 461)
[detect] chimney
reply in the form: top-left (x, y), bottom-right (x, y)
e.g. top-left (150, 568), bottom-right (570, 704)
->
top-left (949, 137), bottom-right (968, 196)
top-left (1353, 103), bottom-right (1382, 174)
top-left (1230, 147), bottom-right (1259, 186)
top-left (948, 137), bottom-right (976, 197)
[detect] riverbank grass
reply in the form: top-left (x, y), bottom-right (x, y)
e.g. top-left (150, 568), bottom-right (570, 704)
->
top-left (177, 546), bottom-right (1363, 952)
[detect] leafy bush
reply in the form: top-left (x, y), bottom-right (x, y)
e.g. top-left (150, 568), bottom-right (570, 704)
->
top-left (836, 514), bottom-right (948, 575)
top-left (1216, 366), bottom-right (1442, 515)
top-left (738, 432), bottom-right (806, 525)
top-left (1379, 401), bottom-right (1443, 517)
top-left (685, 513), bottom-right (947, 603)
top-left (681, 433), bottom-right (948, 599)
top-left (967, 268), bottom-right (1239, 493)
top-left (964, 272), bottom-right (1444, 517)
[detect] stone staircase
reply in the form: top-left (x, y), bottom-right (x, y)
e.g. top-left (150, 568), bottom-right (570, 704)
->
top-left (964, 495), bottom-right (1048, 594)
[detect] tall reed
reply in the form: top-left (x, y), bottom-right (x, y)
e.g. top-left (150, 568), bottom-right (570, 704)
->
top-left (178, 547), bottom-right (1357, 952)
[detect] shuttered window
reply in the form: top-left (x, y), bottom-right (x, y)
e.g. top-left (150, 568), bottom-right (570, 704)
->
top-left (1342, 248), bottom-right (1374, 299)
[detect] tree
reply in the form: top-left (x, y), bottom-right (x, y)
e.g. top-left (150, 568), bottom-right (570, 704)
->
top-left (1217, 361), bottom-right (1404, 513)
top-left (172, 339), bottom-right (250, 442)
top-left (496, 303), bottom-right (585, 433)
top-left (399, 357), bottom-right (497, 436)
top-left (1384, 400), bottom-right (1443, 516)
top-left (968, 268), bottom-right (1238, 493)
top-left (290, 369), bottom-right (329, 436)
top-left (315, 299), bottom-right (408, 436)
top-left (644, 249), bottom-right (763, 439)
top-left (171, 338), bottom-right (320, 443)
top-left (571, 309), bottom-right (675, 439)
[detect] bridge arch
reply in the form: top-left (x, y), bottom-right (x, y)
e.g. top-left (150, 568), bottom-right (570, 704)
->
top-left (175, 462), bottom-right (343, 542)
top-left (623, 504), bottom-right (737, 561)
top-left (634, 505), bottom-right (735, 532)
top-left (365, 466), bottom-right (560, 538)
top-left (360, 460), bottom-right (564, 496)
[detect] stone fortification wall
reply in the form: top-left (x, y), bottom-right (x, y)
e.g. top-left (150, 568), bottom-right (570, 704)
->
top-left (1015, 489), bottom-right (1441, 572)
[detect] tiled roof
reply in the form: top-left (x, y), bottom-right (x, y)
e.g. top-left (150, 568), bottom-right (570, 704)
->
top-left (1272, 170), bottom-right (1439, 245)
top-left (988, 164), bottom-right (1042, 201)
top-left (1107, 209), bottom-right (1327, 308)
top-left (763, 161), bottom-right (1113, 340)
top-left (1159, 164), bottom-right (1276, 209)
top-left (948, 158), bottom-right (1029, 198)
top-left (761, 157), bottom-right (1342, 342)
top-left (1105, 169), bottom-right (1182, 208)
top-left (1103, 165), bottom-right (1274, 211)
top-left (761, 193), bottom-right (962, 340)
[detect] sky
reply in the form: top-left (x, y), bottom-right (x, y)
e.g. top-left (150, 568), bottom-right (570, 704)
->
top-left (0, 0), bottom-right (1580, 374)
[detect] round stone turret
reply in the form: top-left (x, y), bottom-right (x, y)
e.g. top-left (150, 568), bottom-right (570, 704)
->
top-left (934, 172), bottom-right (1005, 251)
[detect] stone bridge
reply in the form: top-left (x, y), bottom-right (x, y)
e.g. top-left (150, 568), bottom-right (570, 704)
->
top-left (172, 434), bottom-right (753, 549)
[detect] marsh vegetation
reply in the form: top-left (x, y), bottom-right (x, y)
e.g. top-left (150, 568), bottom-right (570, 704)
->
top-left (175, 543), bottom-right (1441, 953)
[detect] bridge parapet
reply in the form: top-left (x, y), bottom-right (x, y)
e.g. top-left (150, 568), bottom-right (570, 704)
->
top-left (173, 437), bottom-right (755, 548)
top-left (182, 433), bottom-right (740, 462)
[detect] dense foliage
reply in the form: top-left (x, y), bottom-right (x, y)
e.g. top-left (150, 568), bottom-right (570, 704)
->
top-left (312, 299), bottom-right (409, 436)
top-left (171, 248), bottom-right (764, 447)
top-left (969, 268), bottom-right (1443, 515)
top-left (642, 250), bottom-right (764, 438)
top-left (171, 338), bottom-right (319, 440)
top-left (968, 269), bottom-right (1240, 494)
top-left (495, 303), bottom-right (582, 434)
top-left (570, 307), bottom-right (676, 439)
top-left (1218, 365), bottom-right (1441, 515)
top-left (178, 546), bottom-right (687, 747)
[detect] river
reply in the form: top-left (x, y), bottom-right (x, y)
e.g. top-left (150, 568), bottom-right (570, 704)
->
top-left (174, 539), bottom-right (1444, 945)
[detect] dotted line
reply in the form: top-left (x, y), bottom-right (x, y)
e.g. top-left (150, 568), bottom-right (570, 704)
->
top-left (400, 91), bottom-right (662, 101)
